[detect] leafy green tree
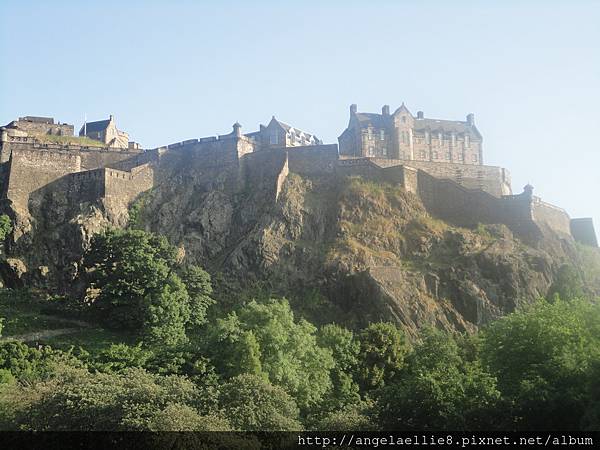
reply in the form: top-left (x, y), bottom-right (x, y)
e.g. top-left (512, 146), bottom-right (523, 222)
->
top-left (317, 324), bottom-right (361, 410)
top-left (142, 274), bottom-right (191, 346)
top-left (84, 229), bottom-right (178, 328)
top-left (148, 404), bottom-right (231, 431)
top-left (208, 298), bottom-right (334, 410)
top-left (218, 374), bottom-right (302, 431)
top-left (0, 342), bottom-right (78, 383)
top-left (91, 343), bottom-right (153, 373)
top-left (8, 365), bottom-right (203, 431)
top-left (83, 229), bottom-right (213, 345)
top-left (480, 299), bottom-right (600, 430)
top-left (317, 401), bottom-right (376, 431)
top-left (181, 265), bottom-right (215, 326)
top-left (376, 328), bottom-right (500, 430)
top-left (357, 322), bottom-right (409, 391)
top-left (548, 264), bottom-right (586, 301)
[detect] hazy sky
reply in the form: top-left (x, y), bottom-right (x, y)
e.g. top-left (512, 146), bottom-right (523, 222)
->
top-left (1, 1), bottom-right (599, 230)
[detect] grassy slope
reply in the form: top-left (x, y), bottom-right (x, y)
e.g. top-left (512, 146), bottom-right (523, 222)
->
top-left (0, 290), bottom-right (134, 355)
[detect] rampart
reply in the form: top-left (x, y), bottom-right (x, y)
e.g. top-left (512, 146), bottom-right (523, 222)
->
top-left (571, 218), bottom-right (598, 247)
top-left (5, 147), bottom-right (82, 210)
top-left (340, 156), bottom-right (512, 197)
top-left (285, 144), bottom-right (339, 175)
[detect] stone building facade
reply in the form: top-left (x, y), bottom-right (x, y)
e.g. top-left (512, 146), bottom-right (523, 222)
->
top-left (4, 116), bottom-right (74, 137)
top-left (338, 103), bottom-right (483, 165)
top-left (79, 115), bottom-right (130, 149)
top-left (245, 116), bottom-right (322, 150)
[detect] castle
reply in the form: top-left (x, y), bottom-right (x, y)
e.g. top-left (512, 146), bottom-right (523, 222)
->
top-left (0, 106), bottom-right (597, 250)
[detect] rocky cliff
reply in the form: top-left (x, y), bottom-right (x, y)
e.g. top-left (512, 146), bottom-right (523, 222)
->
top-left (2, 151), bottom-right (598, 335)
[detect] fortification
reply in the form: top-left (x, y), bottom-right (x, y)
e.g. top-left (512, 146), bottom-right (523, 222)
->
top-left (0, 108), bottom-right (596, 249)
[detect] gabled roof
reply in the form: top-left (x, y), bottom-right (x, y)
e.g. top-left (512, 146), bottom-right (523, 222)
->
top-left (355, 112), bottom-right (389, 128)
top-left (81, 119), bottom-right (110, 134)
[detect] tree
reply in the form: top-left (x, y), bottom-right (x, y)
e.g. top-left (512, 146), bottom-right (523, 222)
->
top-left (548, 264), bottom-right (585, 301)
top-left (376, 328), bottom-right (500, 431)
top-left (356, 322), bottom-right (409, 392)
top-left (9, 365), bottom-right (203, 431)
top-left (91, 343), bottom-right (153, 374)
top-left (83, 229), bottom-right (213, 345)
top-left (317, 324), bottom-right (361, 411)
top-left (218, 374), bottom-right (302, 431)
top-left (208, 298), bottom-right (334, 411)
top-left (180, 265), bottom-right (215, 327)
top-left (480, 299), bottom-right (600, 430)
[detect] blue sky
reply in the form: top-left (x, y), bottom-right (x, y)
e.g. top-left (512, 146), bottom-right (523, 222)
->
top-left (1, 1), bottom-right (599, 230)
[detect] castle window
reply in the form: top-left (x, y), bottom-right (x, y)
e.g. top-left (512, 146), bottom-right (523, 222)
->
top-left (402, 116), bottom-right (407, 123)
top-left (270, 132), bottom-right (278, 145)
top-left (465, 135), bottom-right (470, 147)
top-left (382, 147), bottom-right (387, 156)
top-left (420, 150), bottom-right (426, 159)
top-left (379, 130), bottom-right (385, 141)
top-left (445, 152), bottom-right (451, 160)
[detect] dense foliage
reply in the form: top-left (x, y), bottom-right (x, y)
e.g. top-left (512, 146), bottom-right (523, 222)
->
top-left (1, 228), bottom-right (599, 432)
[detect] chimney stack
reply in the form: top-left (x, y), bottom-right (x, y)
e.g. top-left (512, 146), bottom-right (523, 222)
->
top-left (466, 113), bottom-right (475, 125)
top-left (232, 122), bottom-right (242, 137)
top-left (417, 111), bottom-right (424, 119)
top-left (382, 105), bottom-right (390, 116)
top-left (350, 104), bottom-right (357, 115)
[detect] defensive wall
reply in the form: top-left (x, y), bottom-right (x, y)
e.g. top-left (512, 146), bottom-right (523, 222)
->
top-left (0, 128), bottom-right (595, 247)
top-left (334, 157), bottom-right (577, 242)
top-left (571, 218), bottom-right (599, 247)
top-left (341, 156), bottom-right (512, 197)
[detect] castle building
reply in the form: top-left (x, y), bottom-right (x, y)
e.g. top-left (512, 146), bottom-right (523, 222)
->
top-left (79, 115), bottom-right (130, 149)
top-left (4, 116), bottom-right (74, 137)
top-left (245, 116), bottom-right (322, 150)
top-left (338, 103), bottom-right (483, 165)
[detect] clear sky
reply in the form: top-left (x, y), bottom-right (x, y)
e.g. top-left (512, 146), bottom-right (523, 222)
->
top-left (1, 1), bottom-right (599, 230)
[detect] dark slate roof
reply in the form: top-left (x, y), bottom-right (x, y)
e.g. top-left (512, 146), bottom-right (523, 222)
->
top-left (83, 119), bottom-right (110, 133)
top-left (355, 113), bottom-right (388, 128)
top-left (415, 118), bottom-right (467, 133)
top-left (272, 118), bottom-right (292, 132)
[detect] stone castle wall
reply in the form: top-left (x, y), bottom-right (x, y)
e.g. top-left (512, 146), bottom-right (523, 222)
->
top-left (10, 119), bottom-right (74, 137)
top-left (5, 147), bottom-right (82, 210)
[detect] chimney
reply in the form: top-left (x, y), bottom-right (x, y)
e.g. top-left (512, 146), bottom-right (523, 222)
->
top-left (466, 113), bottom-right (474, 125)
top-left (109, 114), bottom-right (114, 121)
top-left (350, 104), bottom-right (357, 115)
top-left (232, 122), bottom-right (242, 137)
top-left (382, 105), bottom-right (390, 116)
top-left (417, 111), bottom-right (424, 119)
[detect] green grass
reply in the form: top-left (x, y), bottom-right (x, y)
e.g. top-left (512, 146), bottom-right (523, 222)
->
top-left (44, 328), bottom-right (137, 355)
top-left (33, 134), bottom-right (106, 147)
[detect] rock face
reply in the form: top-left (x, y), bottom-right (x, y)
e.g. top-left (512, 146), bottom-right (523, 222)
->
top-left (2, 151), bottom-right (599, 335)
